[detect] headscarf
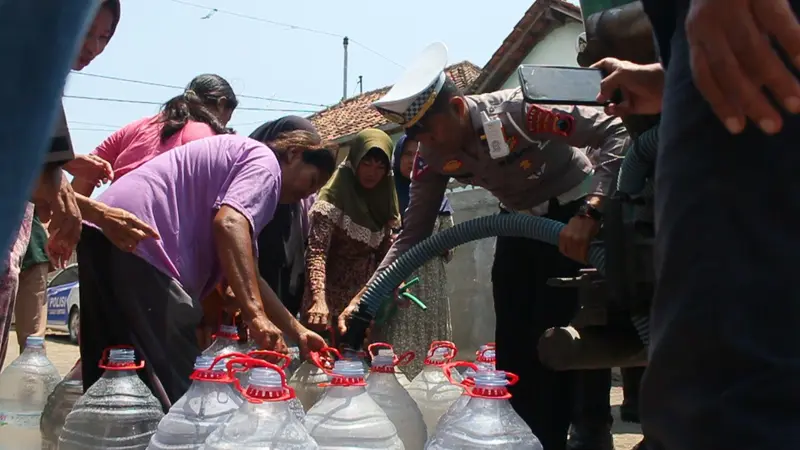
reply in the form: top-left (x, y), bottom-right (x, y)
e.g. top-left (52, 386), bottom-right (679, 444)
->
top-left (317, 129), bottom-right (400, 232)
top-left (250, 116), bottom-right (319, 315)
top-left (392, 135), bottom-right (453, 219)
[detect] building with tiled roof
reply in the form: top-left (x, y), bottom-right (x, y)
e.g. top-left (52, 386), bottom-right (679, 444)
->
top-left (471, 0), bottom-right (582, 93)
top-left (308, 61), bottom-right (481, 145)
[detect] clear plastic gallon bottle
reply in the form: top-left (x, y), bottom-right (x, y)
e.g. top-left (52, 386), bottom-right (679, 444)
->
top-left (201, 325), bottom-right (241, 357)
top-left (0, 336), bottom-right (61, 450)
top-left (244, 350), bottom-right (305, 421)
top-left (58, 347), bottom-right (164, 449)
top-left (366, 343), bottom-right (412, 388)
top-left (433, 361), bottom-right (505, 434)
top-left (40, 359), bottom-right (83, 449)
top-left (288, 346), bottom-right (338, 411)
top-left (201, 358), bottom-right (319, 449)
top-left (146, 355), bottom-right (244, 449)
top-left (406, 341), bottom-right (463, 437)
top-left (303, 358), bottom-right (404, 449)
top-left (367, 347), bottom-right (427, 450)
top-left (425, 369), bottom-right (542, 449)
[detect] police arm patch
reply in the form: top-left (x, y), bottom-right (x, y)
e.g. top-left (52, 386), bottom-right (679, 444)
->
top-left (525, 104), bottom-right (574, 137)
top-left (411, 151), bottom-right (429, 181)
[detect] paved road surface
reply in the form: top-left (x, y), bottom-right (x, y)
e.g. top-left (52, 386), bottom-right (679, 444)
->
top-left (2, 329), bottom-right (644, 448)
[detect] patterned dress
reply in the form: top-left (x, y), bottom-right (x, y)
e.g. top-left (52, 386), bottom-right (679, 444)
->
top-left (303, 199), bottom-right (393, 322)
top-left (382, 214), bottom-right (454, 378)
top-left (0, 203), bottom-right (34, 366)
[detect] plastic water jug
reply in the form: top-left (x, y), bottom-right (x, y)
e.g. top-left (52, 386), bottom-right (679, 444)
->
top-left (366, 344), bottom-right (426, 450)
top-left (242, 350), bottom-right (305, 421)
top-left (146, 355), bottom-right (244, 449)
top-left (288, 347), bottom-right (337, 411)
top-left (0, 336), bottom-right (61, 450)
top-left (303, 356), bottom-right (404, 449)
top-left (425, 366), bottom-right (541, 449)
top-left (365, 342), bottom-right (412, 388)
top-left (58, 347), bottom-right (164, 449)
top-left (40, 359), bottom-right (82, 449)
top-left (201, 358), bottom-right (319, 449)
top-left (406, 341), bottom-right (463, 437)
top-left (433, 360), bottom-right (505, 433)
top-left (202, 325), bottom-right (241, 357)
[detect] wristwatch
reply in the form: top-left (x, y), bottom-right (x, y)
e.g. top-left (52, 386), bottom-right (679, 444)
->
top-left (576, 201), bottom-right (603, 221)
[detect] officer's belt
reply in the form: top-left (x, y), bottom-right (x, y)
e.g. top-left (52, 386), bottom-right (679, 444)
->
top-left (500, 173), bottom-right (591, 216)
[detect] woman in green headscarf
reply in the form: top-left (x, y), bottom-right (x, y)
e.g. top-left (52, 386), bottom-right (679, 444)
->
top-left (302, 129), bottom-right (400, 331)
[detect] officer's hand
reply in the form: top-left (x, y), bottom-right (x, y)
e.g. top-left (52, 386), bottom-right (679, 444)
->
top-left (685, 0), bottom-right (800, 135)
top-left (592, 58), bottom-right (665, 116)
top-left (559, 216), bottom-right (601, 264)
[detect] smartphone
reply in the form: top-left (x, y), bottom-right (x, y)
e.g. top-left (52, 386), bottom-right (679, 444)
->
top-left (518, 65), bottom-right (621, 106)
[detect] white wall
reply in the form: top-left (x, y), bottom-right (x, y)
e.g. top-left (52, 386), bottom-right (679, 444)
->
top-left (500, 22), bottom-right (584, 90)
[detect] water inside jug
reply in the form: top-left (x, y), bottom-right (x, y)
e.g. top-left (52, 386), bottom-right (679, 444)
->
top-left (288, 347), bottom-right (337, 411)
top-left (0, 336), bottom-right (61, 450)
top-left (146, 354), bottom-right (245, 449)
top-left (366, 344), bottom-right (427, 450)
top-left (425, 366), bottom-right (542, 449)
top-left (58, 347), bottom-right (164, 449)
top-left (243, 350), bottom-right (305, 421)
top-left (40, 358), bottom-right (82, 449)
top-left (202, 358), bottom-right (319, 449)
top-left (406, 341), bottom-right (463, 437)
top-left (303, 356), bottom-right (404, 449)
top-left (201, 325), bottom-right (241, 357)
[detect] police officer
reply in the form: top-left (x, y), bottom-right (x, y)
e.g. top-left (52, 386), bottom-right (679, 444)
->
top-left (337, 42), bottom-right (629, 449)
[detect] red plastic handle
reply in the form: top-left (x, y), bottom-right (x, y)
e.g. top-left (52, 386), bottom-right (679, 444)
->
top-left (309, 346), bottom-right (341, 374)
top-left (467, 370), bottom-right (520, 400)
top-left (442, 361), bottom-right (478, 387)
top-left (367, 342), bottom-right (394, 358)
top-left (98, 345), bottom-right (145, 371)
top-left (475, 346), bottom-right (496, 363)
top-left (225, 357), bottom-right (295, 403)
top-left (424, 340), bottom-right (458, 364)
top-left (247, 350), bottom-right (291, 370)
top-left (367, 342), bottom-right (416, 368)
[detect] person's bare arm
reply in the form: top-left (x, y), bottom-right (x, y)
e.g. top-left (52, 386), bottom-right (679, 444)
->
top-left (212, 205), bottom-right (287, 348)
top-left (72, 178), bottom-right (96, 197)
top-left (257, 276), bottom-right (306, 341)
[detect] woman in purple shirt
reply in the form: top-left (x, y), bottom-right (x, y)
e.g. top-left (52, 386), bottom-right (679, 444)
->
top-left (77, 131), bottom-right (337, 409)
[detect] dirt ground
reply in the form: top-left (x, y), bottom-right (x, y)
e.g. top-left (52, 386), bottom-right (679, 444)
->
top-left (2, 329), bottom-right (644, 449)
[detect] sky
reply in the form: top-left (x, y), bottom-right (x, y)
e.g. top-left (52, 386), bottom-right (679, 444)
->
top-left (65, 0), bottom-right (581, 196)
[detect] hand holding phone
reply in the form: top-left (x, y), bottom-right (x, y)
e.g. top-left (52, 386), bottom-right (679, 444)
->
top-left (518, 64), bottom-right (623, 106)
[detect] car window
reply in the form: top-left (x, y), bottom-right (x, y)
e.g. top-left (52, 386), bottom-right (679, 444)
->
top-left (49, 265), bottom-right (78, 288)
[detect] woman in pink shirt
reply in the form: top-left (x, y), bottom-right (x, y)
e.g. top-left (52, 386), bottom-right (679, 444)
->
top-left (71, 74), bottom-right (238, 250)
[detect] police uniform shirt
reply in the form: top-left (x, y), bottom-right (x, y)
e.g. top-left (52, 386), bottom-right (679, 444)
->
top-left (378, 87), bottom-right (629, 272)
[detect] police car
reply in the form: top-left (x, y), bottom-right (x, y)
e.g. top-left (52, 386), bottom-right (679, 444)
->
top-left (46, 263), bottom-right (80, 343)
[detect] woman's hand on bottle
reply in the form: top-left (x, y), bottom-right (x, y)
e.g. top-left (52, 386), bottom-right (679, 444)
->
top-left (297, 327), bottom-right (327, 358)
top-left (248, 315), bottom-right (288, 353)
top-left (303, 299), bottom-right (330, 331)
top-left (97, 206), bottom-right (160, 252)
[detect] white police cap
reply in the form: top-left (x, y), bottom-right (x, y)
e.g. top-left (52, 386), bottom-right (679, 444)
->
top-left (373, 42), bottom-right (449, 128)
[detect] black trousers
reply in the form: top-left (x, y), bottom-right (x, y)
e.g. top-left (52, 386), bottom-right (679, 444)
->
top-left (78, 227), bottom-right (202, 411)
top-left (641, 3), bottom-right (800, 449)
top-left (492, 200), bottom-right (584, 450)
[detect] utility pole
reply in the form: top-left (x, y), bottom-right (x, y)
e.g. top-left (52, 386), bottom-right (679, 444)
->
top-left (342, 36), bottom-right (349, 101)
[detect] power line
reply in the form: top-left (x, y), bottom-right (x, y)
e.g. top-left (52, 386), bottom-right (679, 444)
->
top-left (70, 120), bottom-right (124, 129)
top-left (62, 94), bottom-right (320, 113)
top-left (165, 0), bottom-right (403, 68)
top-left (70, 72), bottom-right (327, 108)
